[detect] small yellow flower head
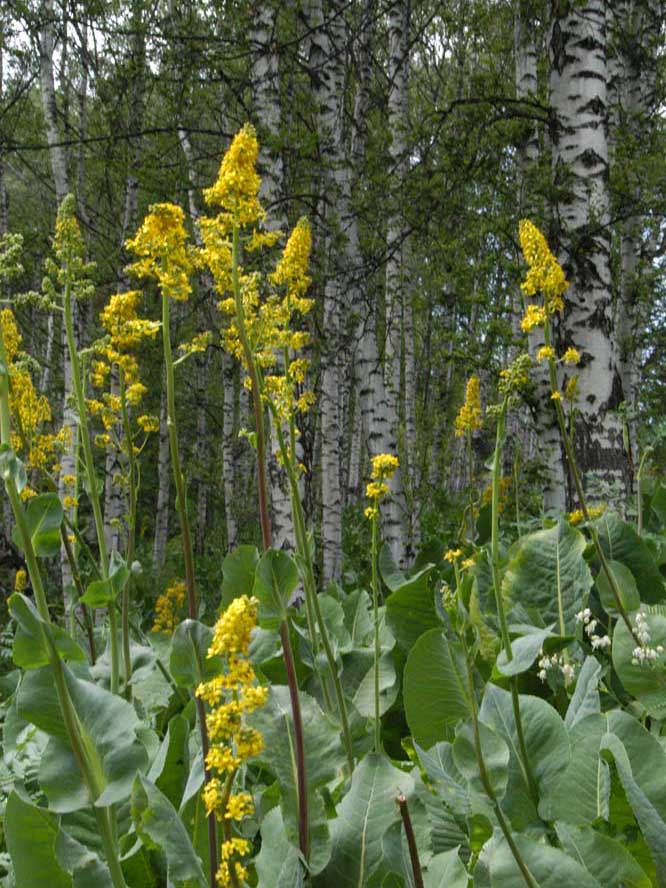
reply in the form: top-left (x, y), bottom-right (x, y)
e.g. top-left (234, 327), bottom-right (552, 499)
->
top-left (551, 391), bottom-right (562, 401)
top-left (498, 353), bottom-right (532, 395)
top-left (564, 375), bottom-right (579, 402)
top-left (137, 414), bottom-right (160, 434)
top-left (568, 504), bottom-right (605, 525)
top-left (179, 330), bottom-right (213, 356)
top-left (370, 453), bottom-right (400, 481)
top-left (63, 495), bottom-right (78, 510)
top-left (536, 346), bottom-right (555, 363)
top-left (152, 580), bottom-right (186, 634)
top-left (126, 203), bottom-right (194, 301)
top-left (270, 218), bottom-right (312, 302)
top-left (454, 375), bottom-right (483, 437)
top-left (204, 124), bottom-right (263, 227)
top-left (444, 548), bottom-right (462, 563)
top-left (14, 569), bottom-right (27, 593)
top-left (461, 558), bottom-right (475, 570)
top-left (208, 595), bottom-right (258, 657)
top-left (562, 347), bottom-right (581, 366)
top-left (521, 303), bottom-right (546, 332)
top-left (518, 220), bottom-right (569, 309)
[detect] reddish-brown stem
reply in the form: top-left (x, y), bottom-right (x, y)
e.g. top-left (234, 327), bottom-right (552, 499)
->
top-left (397, 794), bottom-right (424, 888)
top-left (280, 621), bottom-right (309, 861)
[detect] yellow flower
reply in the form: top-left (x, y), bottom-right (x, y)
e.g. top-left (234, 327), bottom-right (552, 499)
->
top-left (270, 218), bottom-right (313, 302)
top-left (564, 375), bottom-right (578, 401)
top-left (203, 123), bottom-right (263, 227)
top-left (179, 330), bottom-right (213, 356)
top-left (562, 347), bottom-right (580, 365)
top-left (520, 303), bottom-right (546, 332)
top-left (63, 495), bottom-right (78, 510)
top-left (454, 375), bottom-right (483, 437)
top-left (126, 203), bottom-right (194, 301)
top-left (518, 220), bottom-right (569, 310)
top-left (137, 414), bottom-right (160, 434)
top-left (551, 391), bottom-right (562, 401)
top-left (536, 346), bottom-right (555, 362)
top-left (152, 580), bottom-right (186, 634)
top-left (370, 453), bottom-right (400, 480)
top-left (568, 504), bottom-right (605, 525)
top-left (461, 558), bottom-right (475, 570)
top-left (444, 548), bottom-right (462, 563)
top-left (498, 354), bottom-right (532, 395)
top-left (208, 595), bottom-right (258, 657)
top-left (14, 569), bottom-right (27, 593)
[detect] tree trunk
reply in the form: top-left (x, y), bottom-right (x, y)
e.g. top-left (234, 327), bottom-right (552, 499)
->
top-left (549, 0), bottom-right (627, 501)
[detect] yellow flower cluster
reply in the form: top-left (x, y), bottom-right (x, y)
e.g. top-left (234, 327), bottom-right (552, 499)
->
top-left (126, 203), bottom-right (195, 301)
top-left (481, 476), bottom-right (512, 513)
top-left (203, 123), bottom-right (264, 229)
top-left (454, 375), bottom-right (483, 437)
top-left (1, 309), bottom-right (66, 474)
top-left (365, 453), bottom-right (400, 519)
top-left (562, 347), bottom-right (580, 365)
top-left (444, 548), bottom-right (462, 563)
top-left (195, 595), bottom-right (267, 887)
top-left (536, 346), bottom-right (555, 362)
top-left (14, 569), bottom-right (27, 593)
top-left (498, 354), bottom-right (532, 395)
top-left (568, 504), bottom-right (606, 526)
top-left (518, 219), bottom-right (568, 310)
top-left (520, 304), bottom-right (547, 333)
top-left (152, 580), bottom-right (186, 633)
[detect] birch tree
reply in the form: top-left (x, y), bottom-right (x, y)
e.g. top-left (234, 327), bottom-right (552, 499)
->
top-left (549, 0), bottom-right (628, 499)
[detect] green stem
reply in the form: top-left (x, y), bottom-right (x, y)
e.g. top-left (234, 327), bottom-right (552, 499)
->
top-left (118, 369), bottom-right (136, 698)
top-left (230, 224), bottom-right (309, 864)
top-left (371, 513), bottom-right (381, 754)
top-left (543, 327), bottom-right (640, 644)
top-left (637, 447), bottom-right (651, 536)
top-left (63, 263), bottom-right (119, 692)
top-left (160, 288), bottom-right (218, 887)
top-left (491, 398), bottom-right (539, 810)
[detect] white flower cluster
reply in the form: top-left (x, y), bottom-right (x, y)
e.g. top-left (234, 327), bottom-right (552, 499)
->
top-left (576, 608), bottom-right (611, 651)
top-left (631, 610), bottom-right (664, 667)
top-left (537, 652), bottom-right (575, 686)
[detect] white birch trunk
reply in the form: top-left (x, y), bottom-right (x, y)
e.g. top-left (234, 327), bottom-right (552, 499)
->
top-left (249, 0), bottom-right (294, 549)
top-left (549, 1), bottom-right (627, 500)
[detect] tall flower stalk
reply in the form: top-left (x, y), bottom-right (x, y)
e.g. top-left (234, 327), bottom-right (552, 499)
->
top-left (127, 203), bottom-right (219, 886)
top-left (518, 220), bottom-right (640, 645)
top-left (366, 453), bottom-right (400, 753)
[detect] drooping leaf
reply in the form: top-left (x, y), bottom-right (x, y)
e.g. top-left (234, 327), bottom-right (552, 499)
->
top-left (381, 544), bottom-right (437, 650)
top-left (12, 492), bottom-right (63, 557)
top-left (9, 593), bottom-right (86, 669)
top-left (252, 548), bottom-right (298, 630)
top-left (169, 620), bottom-right (221, 688)
top-left (220, 545), bottom-right (259, 608)
top-left (254, 806), bottom-right (305, 888)
top-left (0, 443), bottom-right (27, 492)
top-left (565, 656), bottom-right (602, 729)
top-left (595, 512), bottom-right (665, 603)
top-left (612, 605), bottom-right (666, 718)
top-left (453, 720), bottom-right (509, 799)
top-left (423, 848), bottom-right (469, 888)
top-left (495, 624), bottom-right (562, 677)
top-left (595, 560), bottom-right (639, 616)
top-left (404, 629), bottom-right (471, 749)
top-left (555, 822), bottom-right (651, 888)
top-left (502, 519), bottom-right (592, 634)
top-left (148, 714), bottom-right (190, 809)
top-left (316, 753), bottom-right (413, 888)
top-left (131, 775), bottom-right (207, 888)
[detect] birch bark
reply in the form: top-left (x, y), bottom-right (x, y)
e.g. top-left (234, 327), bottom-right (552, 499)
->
top-left (549, 0), bottom-right (628, 499)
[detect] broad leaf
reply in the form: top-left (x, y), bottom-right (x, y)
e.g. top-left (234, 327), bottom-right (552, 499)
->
top-left (316, 753), bottom-right (413, 887)
top-left (555, 822), bottom-right (651, 888)
top-left (0, 443), bottom-right (27, 492)
top-left (423, 848), bottom-right (469, 888)
top-left (4, 792), bottom-right (71, 888)
top-left (9, 593), bottom-right (86, 669)
top-left (12, 493), bottom-right (63, 557)
top-left (565, 656), bottom-right (601, 728)
top-left (404, 629), bottom-right (471, 748)
top-left (381, 545), bottom-right (437, 650)
top-left (453, 720), bottom-right (509, 799)
top-left (482, 828), bottom-right (602, 887)
top-left (495, 624), bottom-right (561, 677)
top-left (595, 512), bottom-right (665, 603)
top-left (595, 560), bottom-right (639, 616)
top-left (254, 806), bottom-right (305, 887)
top-left (502, 519), bottom-right (592, 634)
top-left (220, 544), bottom-right (259, 608)
top-left (131, 775), bottom-right (207, 888)
top-left (169, 619), bottom-right (221, 688)
top-left (613, 605), bottom-right (666, 718)
top-left (252, 548), bottom-right (298, 629)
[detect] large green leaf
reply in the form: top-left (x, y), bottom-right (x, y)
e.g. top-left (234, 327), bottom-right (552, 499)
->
top-left (252, 548), bottom-right (298, 629)
top-left (315, 753), bottom-right (413, 887)
top-left (612, 605), bottom-right (666, 718)
top-left (423, 848), bottom-right (469, 888)
top-left (482, 828), bottom-right (602, 887)
top-left (0, 443), bottom-right (27, 492)
top-left (12, 492), bottom-right (63, 557)
top-left (564, 656), bottom-right (601, 729)
top-left (9, 593), bottom-right (86, 669)
top-left (169, 620), bottom-right (221, 688)
top-left (250, 685), bottom-right (345, 874)
top-left (479, 685), bottom-right (570, 829)
top-left (595, 560), bottom-right (639, 616)
top-left (81, 552), bottom-right (130, 607)
top-left (495, 624), bottom-right (561, 677)
top-left (131, 775), bottom-right (207, 888)
top-left (254, 806), bottom-right (305, 887)
top-left (148, 714), bottom-right (190, 809)
top-left (404, 629), bottom-right (472, 749)
top-left (220, 544), bottom-right (259, 608)
top-left (55, 829), bottom-right (114, 888)
top-left (4, 792), bottom-right (71, 888)
top-left (595, 512), bottom-right (665, 603)
top-left (502, 519), bottom-right (592, 633)
top-left (380, 545), bottom-right (437, 650)
top-left (601, 733), bottom-right (666, 884)
top-left (555, 822), bottom-right (651, 888)
top-left (452, 720), bottom-right (509, 799)
top-left (17, 664), bottom-right (148, 811)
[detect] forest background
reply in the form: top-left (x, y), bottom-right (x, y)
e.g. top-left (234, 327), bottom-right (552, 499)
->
top-left (0, 0), bottom-right (665, 602)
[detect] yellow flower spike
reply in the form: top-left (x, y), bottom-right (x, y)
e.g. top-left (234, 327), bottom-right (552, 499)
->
top-left (151, 580), bottom-right (186, 634)
top-left (520, 303), bottom-right (546, 332)
top-left (203, 123), bottom-right (263, 227)
top-left (126, 203), bottom-right (194, 301)
top-left (454, 375), bottom-right (483, 437)
top-left (271, 218), bottom-right (312, 301)
top-left (370, 453), bottom-right (400, 480)
top-left (518, 220), bottom-right (569, 310)
top-left (562, 347), bottom-right (581, 365)
top-left (207, 595), bottom-right (259, 657)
